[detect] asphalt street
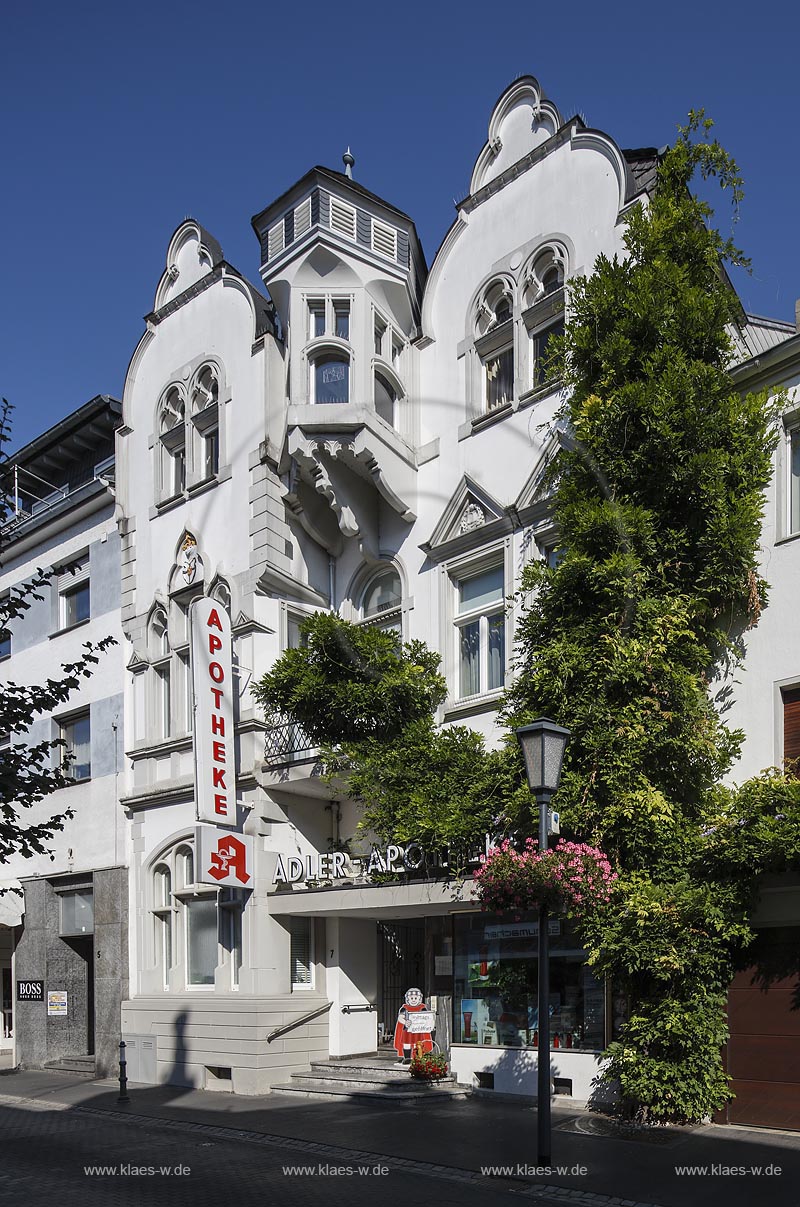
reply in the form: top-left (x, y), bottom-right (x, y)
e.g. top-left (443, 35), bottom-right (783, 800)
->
top-left (0, 1095), bottom-right (569, 1207)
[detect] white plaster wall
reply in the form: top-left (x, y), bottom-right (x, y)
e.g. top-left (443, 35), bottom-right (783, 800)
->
top-left (450, 1043), bottom-right (608, 1102)
top-left (0, 506), bottom-right (125, 881)
top-left (325, 916), bottom-right (378, 1056)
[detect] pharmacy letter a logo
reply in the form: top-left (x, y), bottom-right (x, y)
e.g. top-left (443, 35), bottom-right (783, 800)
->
top-left (195, 826), bottom-right (254, 888)
top-left (208, 835), bottom-right (251, 885)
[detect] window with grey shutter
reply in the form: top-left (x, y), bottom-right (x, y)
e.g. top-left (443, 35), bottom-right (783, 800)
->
top-left (290, 917), bottom-right (312, 987)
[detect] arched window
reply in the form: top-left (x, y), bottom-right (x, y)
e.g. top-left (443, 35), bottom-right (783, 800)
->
top-left (360, 567), bottom-right (402, 635)
top-left (159, 388), bottom-right (186, 498)
top-left (210, 578), bottom-right (232, 613)
top-left (153, 864), bottom-right (173, 990)
top-left (522, 248), bottom-right (567, 391)
top-left (374, 372), bottom-right (397, 427)
top-left (474, 280), bottom-right (515, 413)
top-left (192, 366), bottom-right (220, 480)
top-left (149, 839), bottom-right (245, 992)
top-left (149, 608), bottom-right (171, 740)
top-left (312, 351), bottom-right (350, 404)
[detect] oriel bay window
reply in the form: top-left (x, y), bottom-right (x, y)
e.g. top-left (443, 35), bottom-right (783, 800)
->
top-left (455, 564), bottom-right (506, 698)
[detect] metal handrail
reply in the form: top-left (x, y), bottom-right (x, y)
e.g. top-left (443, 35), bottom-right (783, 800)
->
top-left (266, 1000), bottom-right (332, 1044)
top-left (341, 1003), bottom-right (377, 1014)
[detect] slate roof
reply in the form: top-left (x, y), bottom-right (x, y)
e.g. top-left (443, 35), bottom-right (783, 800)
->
top-left (622, 147), bottom-right (663, 199)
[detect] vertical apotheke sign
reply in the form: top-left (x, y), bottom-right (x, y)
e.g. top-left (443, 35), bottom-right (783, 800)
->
top-left (191, 598), bottom-right (236, 826)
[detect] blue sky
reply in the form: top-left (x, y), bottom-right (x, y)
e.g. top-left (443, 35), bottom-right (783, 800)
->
top-left (3, 0), bottom-right (799, 450)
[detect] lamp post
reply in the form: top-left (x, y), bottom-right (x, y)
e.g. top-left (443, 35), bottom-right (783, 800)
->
top-left (515, 718), bottom-right (570, 1168)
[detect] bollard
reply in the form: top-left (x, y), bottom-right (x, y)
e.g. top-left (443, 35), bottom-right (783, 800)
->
top-left (118, 1039), bottom-right (129, 1104)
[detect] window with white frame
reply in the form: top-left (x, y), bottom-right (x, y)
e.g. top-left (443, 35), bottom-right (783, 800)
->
top-left (0, 592), bottom-right (11, 659)
top-left (150, 839), bottom-right (246, 992)
top-left (220, 889), bottom-right (244, 989)
top-left (311, 352), bottom-right (350, 404)
top-left (789, 426), bottom-right (800, 536)
top-left (374, 371), bottom-right (397, 427)
top-left (58, 556), bottom-right (90, 629)
top-left (157, 366), bottom-right (225, 504)
top-left (522, 250), bottom-right (566, 393)
top-left (192, 366), bottom-right (220, 481)
top-left (149, 608), bottom-right (171, 741)
top-left (60, 709), bottom-right (91, 781)
top-left (454, 564), bottom-right (506, 699)
top-left (290, 916), bottom-right (314, 989)
top-left (474, 281), bottom-right (515, 413)
top-left (159, 387), bottom-right (187, 499)
top-left (153, 864), bottom-right (173, 989)
top-left (307, 298), bottom-right (351, 343)
top-left (360, 567), bottom-right (402, 635)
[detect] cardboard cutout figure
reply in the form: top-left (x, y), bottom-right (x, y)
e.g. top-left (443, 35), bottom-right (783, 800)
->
top-left (393, 987), bottom-right (434, 1063)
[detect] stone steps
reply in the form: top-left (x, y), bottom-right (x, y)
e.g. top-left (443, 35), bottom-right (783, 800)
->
top-left (271, 1057), bottom-right (469, 1103)
top-left (44, 1056), bottom-right (96, 1075)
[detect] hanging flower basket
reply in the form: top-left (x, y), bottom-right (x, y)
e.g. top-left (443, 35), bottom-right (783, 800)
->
top-left (474, 838), bottom-right (616, 917)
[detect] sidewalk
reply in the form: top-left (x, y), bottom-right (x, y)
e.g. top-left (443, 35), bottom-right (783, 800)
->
top-left (1, 1063), bottom-right (798, 1207)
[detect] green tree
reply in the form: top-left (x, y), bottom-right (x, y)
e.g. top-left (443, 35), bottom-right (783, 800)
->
top-left (253, 612), bottom-right (507, 859)
top-left (504, 114), bottom-right (782, 1121)
top-left (0, 400), bottom-right (116, 865)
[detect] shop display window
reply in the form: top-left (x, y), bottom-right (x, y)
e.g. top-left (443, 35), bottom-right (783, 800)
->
top-left (453, 911), bottom-right (605, 1051)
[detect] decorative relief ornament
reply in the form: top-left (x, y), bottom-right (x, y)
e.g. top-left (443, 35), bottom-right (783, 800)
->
top-left (179, 534), bottom-right (201, 585)
top-left (460, 502), bottom-right (486, 534)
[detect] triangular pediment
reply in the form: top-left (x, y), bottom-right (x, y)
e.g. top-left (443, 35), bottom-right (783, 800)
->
top-left (515, 427), bottom-right (563, 521)
top-left (423, 475), bottom-right (509, 560)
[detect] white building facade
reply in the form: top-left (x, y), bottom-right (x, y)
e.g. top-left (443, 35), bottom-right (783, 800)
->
top-left (5, 75), bottom-right (800, 1118)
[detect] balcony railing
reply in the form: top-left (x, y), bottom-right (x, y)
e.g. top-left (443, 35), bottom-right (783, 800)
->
top-left (264, 715), bottom-right (318, 767)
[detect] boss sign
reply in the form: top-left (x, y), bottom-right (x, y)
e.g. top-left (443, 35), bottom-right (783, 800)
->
top-left (191, 598), bottom-right (236, 825)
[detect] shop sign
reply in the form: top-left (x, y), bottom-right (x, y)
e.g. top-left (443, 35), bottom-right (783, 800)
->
top-left (196, 825), bottom-right (253, 888)
top-left (17, 980), bottom-right (43, 1002)
top-left (484, 920), bottom-right (560, 940)
top-left (273, 840), bottom-right (481, 884)
top-left (191, 599), bottom-right (236, 826)
top-left (274, 851), bottom-right (347, 883)
top-left (47, 991), bottom-right (68, 1017)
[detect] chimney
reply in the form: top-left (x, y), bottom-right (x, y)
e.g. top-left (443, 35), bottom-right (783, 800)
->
top-left (795, 298), bottom-right (800, 333)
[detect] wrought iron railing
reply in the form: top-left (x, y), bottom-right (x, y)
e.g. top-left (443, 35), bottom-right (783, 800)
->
top-left (263, 715), bottom-right (318, 766)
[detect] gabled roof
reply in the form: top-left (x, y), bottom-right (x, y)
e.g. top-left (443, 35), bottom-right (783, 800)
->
top-left (251, 166), bottom-right (416, 233)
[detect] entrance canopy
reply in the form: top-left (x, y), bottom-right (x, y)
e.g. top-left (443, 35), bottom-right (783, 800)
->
top-left (269, 878), bottom-right (479, 920)
top-left (0, 881), bottom-right (24, 928)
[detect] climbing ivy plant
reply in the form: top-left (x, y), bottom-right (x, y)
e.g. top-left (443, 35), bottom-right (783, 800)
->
top-left (503, 113), bottom-right (788, 1122)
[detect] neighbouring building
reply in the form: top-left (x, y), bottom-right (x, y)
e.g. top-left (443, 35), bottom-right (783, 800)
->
top-left (3, 75), bottom-right (800, 1124)
top-left (0, 396), bottom-right (127, 1077)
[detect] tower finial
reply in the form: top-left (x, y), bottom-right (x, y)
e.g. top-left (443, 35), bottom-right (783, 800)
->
top-left (343, 147), bottom-right (355, 179)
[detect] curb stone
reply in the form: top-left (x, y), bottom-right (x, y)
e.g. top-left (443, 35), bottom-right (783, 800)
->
top-left (0, 1090), bottom-right (669, 1207)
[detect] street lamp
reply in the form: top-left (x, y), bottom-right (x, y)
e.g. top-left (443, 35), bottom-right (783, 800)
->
top-left (515, 717), bottom-right (570, 1168)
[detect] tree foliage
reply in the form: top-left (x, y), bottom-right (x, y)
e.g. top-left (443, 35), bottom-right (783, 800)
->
top-left (503, 114), bottom-right (786, 1121)
top-left (0, 400), bottom-right (116, 865)
top-left (253, 611), bottom-right (507, 858)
